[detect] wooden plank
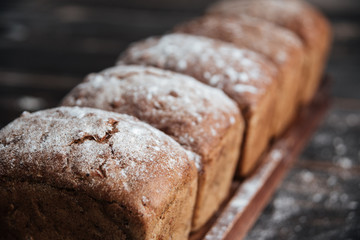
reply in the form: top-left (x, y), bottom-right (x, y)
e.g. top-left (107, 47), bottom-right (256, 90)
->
top-left (189, 78), bottom-right (331, 240)
top-left (0, 71), bottom-right (81, 90)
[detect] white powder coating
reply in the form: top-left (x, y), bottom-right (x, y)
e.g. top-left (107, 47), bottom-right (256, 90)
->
top-left (233, 84), bottom-right (259, 94)
top-left (0, 107), bottom-right (196, 206)
top-left (176, 15), bottom-right (303, 65)
top-left (119, 33), bottom-right (278, 106)
top-left (62, 65), bottom-right (241, 160)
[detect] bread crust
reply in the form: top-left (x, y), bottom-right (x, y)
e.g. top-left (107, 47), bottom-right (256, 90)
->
top-left (176, 15), bottom-right (305, 137)
top-left (0, 107), bottom-right (198, 239)
top-left (118, 33), bottom-right (279, 177)
top-left (208, 0), bottom-right (332, 104)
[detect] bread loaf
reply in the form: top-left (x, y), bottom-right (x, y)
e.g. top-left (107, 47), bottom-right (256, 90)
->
top-left (175, 15), bottom-right (305, 137)
top-left (61, 65), bottom-right (244, 230)
top-left (208, 0), bottom-right (332, 104)
top-left (118, 33), bottom-right (279, 176)
top-left (0, 107), bottom-right (198, 240)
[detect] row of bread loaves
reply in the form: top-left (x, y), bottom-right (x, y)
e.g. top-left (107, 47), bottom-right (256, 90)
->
top-left (0, 0), bottom-right (331, 239)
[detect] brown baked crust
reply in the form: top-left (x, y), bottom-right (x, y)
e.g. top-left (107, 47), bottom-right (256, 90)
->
top-left (208, 0), bottom-right (332, 104)
top-left (118, 33), bottom-right (279, 177)
top-left (61, 65), bottom-right (244, 230)
top-left (192, 120), bottom-right (242, 228)
top-left (0, 181), bottom-right (127, 240)
top-left (0, 107), bottom-right (198, 239)
top-left (175, 14), bottom-right (305, 136)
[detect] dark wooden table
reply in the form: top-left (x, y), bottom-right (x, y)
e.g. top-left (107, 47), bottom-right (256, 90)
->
top-left (0, 0), bottom-right (359, 239)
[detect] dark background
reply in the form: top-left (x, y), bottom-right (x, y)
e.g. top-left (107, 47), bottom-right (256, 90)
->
top-left (0, 0), bottom-right (359, 239)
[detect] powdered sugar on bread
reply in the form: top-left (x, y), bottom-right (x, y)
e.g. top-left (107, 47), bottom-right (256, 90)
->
top-left (118, 33), bottom-right (278, 107)
top-left (62, 65), bottom-right (241, 160)
top-left (0, 107), bottom-right (196, 205)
